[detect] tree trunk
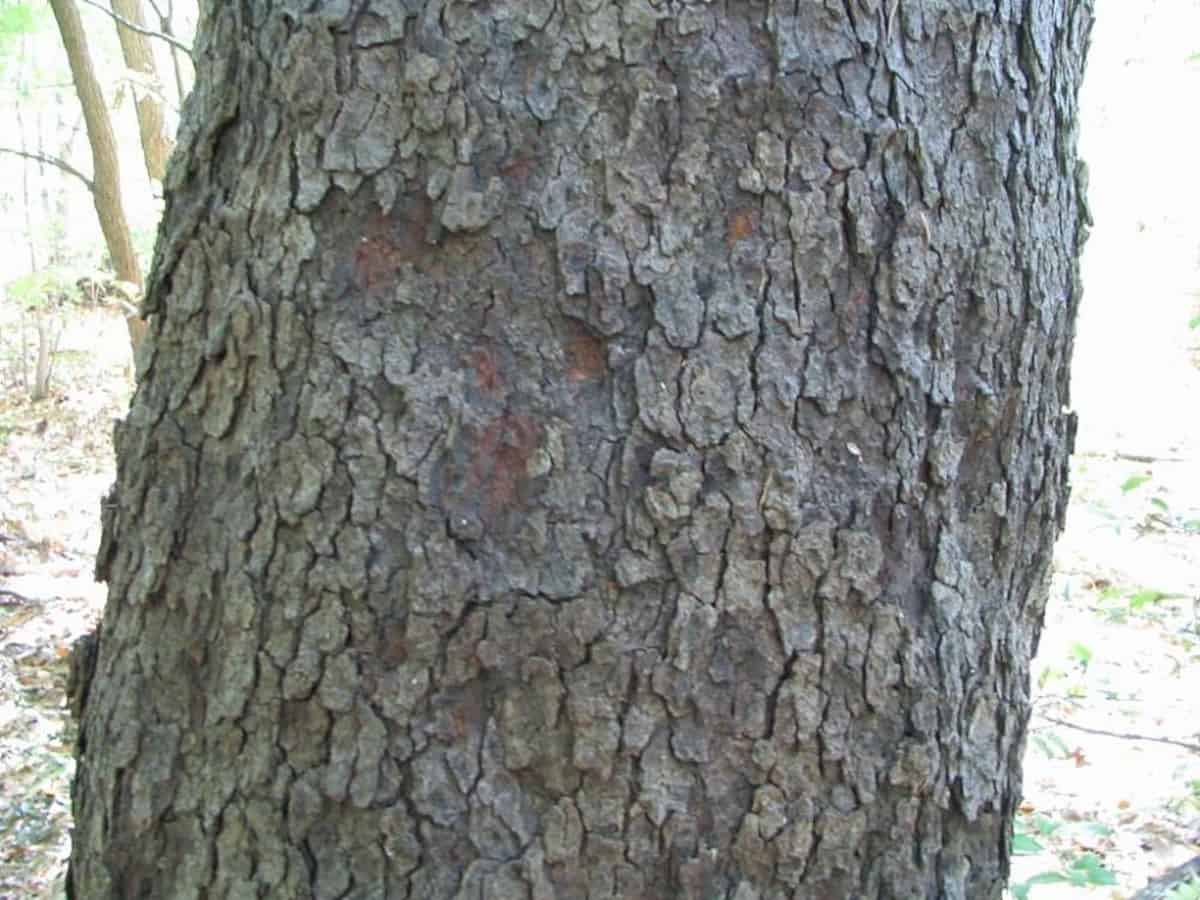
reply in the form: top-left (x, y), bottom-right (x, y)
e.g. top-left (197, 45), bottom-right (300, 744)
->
top-left (69, 3), bottom-right (1094, 898)
top-left (49, 0), bottom-right (147, 351)
top-left (110, 0), bottom-right (175, 181)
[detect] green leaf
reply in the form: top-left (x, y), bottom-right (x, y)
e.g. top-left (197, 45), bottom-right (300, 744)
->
top-left (5, 266), bottom-right (82, 309)
top-left (1128, 589), bottom-right (1170, 609)
top-left (1064, 853), bottom-right (1117, 887)
top-left (0, 2), bottom-right (34, 39)
top-left (1068, 640), bottom-right (1093, 669)
top-left (0, 1), bottom-right (43, 59)
top-left (1121, 473), bottom-right (1152, 493)
top-left (1032, 732), bottom-right (1071, 759)
top-left (1150, 497), bottom-right (1170, 512)
top-left (1009, 870), bottom-right (1074, 900)
top-left (1189, 314), bottom-right (1200, 330)
top-left (1031, 815), bottom-right (1062, 838)
top-left (1012, 832), bottom-right (1044, 855)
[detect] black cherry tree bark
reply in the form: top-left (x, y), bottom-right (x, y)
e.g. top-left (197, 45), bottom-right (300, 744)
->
top-left (69, 2), bottom-right (1094, 897)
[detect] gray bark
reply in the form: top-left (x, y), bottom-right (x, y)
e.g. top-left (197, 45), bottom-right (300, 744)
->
top-left (69, 2), bottom-right (1093, 898)
top-left (1132, 856), bottom-right (1200, 900)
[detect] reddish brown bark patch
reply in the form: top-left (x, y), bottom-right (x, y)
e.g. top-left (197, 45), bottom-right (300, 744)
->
top-left (565, 330), bottom-right (607, 383)
top-left (500, 153), bottom-right (537, 189)
top-left (727, 207), bottom-right (758, 245)
top-left (351, 201), bottom-right (435, 294)
top-left (470, 345), bottom-right (504, 396)
top-left (839, 289), bottom-right (869, 334)
top-left (470, 412), bottom-right (541, 518)
top-left (353, 233), bottom-right (403, 294)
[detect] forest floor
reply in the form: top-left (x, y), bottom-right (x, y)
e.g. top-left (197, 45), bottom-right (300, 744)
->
top-left (0, 306), bottom-right (129, 898)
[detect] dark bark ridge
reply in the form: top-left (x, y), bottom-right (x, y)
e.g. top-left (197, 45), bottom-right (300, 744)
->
top-left (71, 2), bottom-right (1093, 898)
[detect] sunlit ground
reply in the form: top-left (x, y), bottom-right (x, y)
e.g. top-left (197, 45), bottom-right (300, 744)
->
top-left (1012, 0), bottom-right (1200, 896)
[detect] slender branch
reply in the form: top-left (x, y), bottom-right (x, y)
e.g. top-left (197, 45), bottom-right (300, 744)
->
top-left (146, 0), bottom-right (190, 101)
top-left (1111, 452), bottom-right (1192, 464)
top-left (1074, 450), bottom-right (1193, 464)
top-left (1036, 712), bottom-right (1200, 755)
top-left (77, 0), bottom-right (192, 57)
top-left (0, 147), bottom-right (93, 191)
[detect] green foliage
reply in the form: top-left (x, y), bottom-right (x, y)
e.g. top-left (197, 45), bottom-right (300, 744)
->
top-left (0, 406), bottom-right (17, 449)
top-left (0, 1), bottom-right (38, 42)
top-left (0, 2), bottom-right (34, 39)
top-left (5, 267), bottom-right (82, 309)
top-left (1012, 830), bottom-right (1044, 855)
top-left (0, 1), bottom-right (52, 79)
top-left (1030, 731), bottom-right (1071, 760)
top-left (1105, 469), bottom-right (1195, 535)
top-left (1097, 581), bottom-right (1187, 623)
top-left (1121, 472), bottom-right (1153, 494)
top-left (1015, 814), bottom-right (1061, 848)
top-left (2, 267), bottom-right (79, 401)
top-left (1166, 780), bottom-right (1200, 817)
top-left (1010, 810), bottom-right (1122, 899)
top-left (1127, 588), bottom-right (1173, 610)
top-left (1010, 852), bottom-right (1118, 900)
top-left (1068, 640), bottom-right (1094, 672)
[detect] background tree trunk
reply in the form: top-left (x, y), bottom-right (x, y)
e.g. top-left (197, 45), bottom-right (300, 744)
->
top-left (110, 0), bottom-right (175, 182)
top-left (69, 2), bottom-right (1094, 898)
top-left (49, 0), bottom-right (147, 351)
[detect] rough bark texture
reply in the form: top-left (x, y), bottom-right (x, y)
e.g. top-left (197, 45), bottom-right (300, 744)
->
top-left (70, 2), bottom-right (1093, 898)
top-left (1131, 855), bottom-right (1200, 900)
top-left (49, 0), bottom-right (147, 350)
top-left (111, 0), bottom-right (176, 181)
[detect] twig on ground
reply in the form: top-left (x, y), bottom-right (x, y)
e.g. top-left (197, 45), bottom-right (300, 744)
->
top-left (1075, 450), bottom-right (1193, 464)
top-left (1036, 712), bottom-right (1200, 755)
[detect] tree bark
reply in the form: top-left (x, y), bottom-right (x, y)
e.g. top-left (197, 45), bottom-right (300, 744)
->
top-left (49, 0), bottom-right (147, 351)
top-left (1131, 856), bottom-right (1200, 900)
top-left (69, 2), bottom-right (1094, 898)
top-left (110, 0), bottom-right (175, 182)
